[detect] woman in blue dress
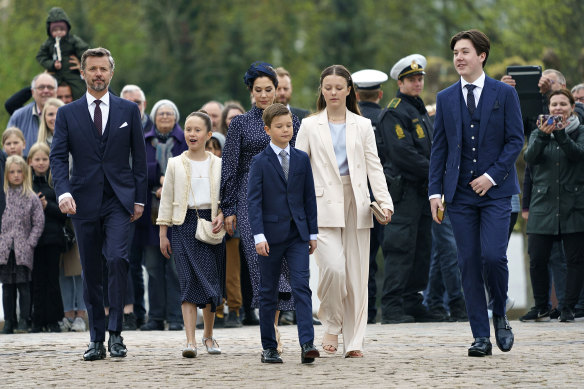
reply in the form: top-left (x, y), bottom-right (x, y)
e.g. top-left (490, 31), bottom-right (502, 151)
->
top-left (220, 62), bottom-right (300, 349)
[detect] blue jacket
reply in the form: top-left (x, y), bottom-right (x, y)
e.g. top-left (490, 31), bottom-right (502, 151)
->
top-left (247, 145), bottom-right (318, 244)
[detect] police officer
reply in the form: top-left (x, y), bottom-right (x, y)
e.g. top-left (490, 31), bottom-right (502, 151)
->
top-left (352, 69), bottom-right (388, 324)
top-left (377, 54), bottom-right (442, 324)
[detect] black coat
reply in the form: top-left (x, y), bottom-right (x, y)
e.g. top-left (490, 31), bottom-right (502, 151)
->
top-left (32, 173), bottom-right (67, 248)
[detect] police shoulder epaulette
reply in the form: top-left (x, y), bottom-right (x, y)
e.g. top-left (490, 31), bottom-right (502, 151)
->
top-left (387, 98), bottom-right (401, 109)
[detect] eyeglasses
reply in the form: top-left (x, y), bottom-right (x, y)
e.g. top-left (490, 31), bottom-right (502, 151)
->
top-left (575, 96), bottom-right (584, 103)
top-left (157, 111), bottom-right (175, 117)
top-left (35, 85), bottom-right (56, 91)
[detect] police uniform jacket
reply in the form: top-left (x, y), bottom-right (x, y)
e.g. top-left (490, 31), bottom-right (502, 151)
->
top-left (376, 91), bottom-right (433, 185)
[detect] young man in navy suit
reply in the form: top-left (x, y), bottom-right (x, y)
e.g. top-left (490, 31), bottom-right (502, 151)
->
top-left (247, 103), bottom-right (319, 364)
top-left (51, 47), bottom-right (147, 361)
top-left (428, 30), bottom-right (524, 357)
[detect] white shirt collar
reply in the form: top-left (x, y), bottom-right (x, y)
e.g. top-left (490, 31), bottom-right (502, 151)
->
top-left (270, 142), bottom-right (290, 156)
top-left (460, 72), bottom-right (485, 90)
top-left (86, 91), bottom-right (110, 107)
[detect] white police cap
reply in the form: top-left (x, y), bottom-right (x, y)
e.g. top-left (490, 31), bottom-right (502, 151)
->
top-left (390, 54), bottom-right (427, 80)
top-left (352, 69), bottom-right (389, 90)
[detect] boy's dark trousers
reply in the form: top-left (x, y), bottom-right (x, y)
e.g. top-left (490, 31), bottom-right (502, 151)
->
top-left (258, 221), bottom-right (314, 350)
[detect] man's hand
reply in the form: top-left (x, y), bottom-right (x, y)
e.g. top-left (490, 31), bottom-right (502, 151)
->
top-left (470, 175), bottom-right (494, 197)
top-left (309, 240), bottom-right (317, 255)
top-left (501, 75), bottom-right (516, 87)
top-left (430, 197), bottom-right (443, 224)
top-left (68, 55), bottom-right (80, 71)
top-left (225, 215), bottom-right (237, 236)
top-left (130, 204), bottom-right (144, 222)
top-left (538, 75), bottom-right (553, 95)
top-left (59, 197), bottom-right (77, 215)
top-left (521, 210), bottom-right (529, 221)
top-left (256, 241), bottom-right (269, 256)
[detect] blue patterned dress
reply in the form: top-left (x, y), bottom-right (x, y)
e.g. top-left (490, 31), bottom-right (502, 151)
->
top-left (220, 105), bottom-right (300, 310)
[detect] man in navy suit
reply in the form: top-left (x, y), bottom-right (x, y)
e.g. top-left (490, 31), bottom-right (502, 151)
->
top-left (247, 103), bottom-right (319, 364)
top-left (51, 47), bottom-right (147, 361)
top-left (428, 30), bottom-right (524, 357)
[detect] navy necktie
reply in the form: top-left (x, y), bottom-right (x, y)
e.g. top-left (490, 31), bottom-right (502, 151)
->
top-left (94, 100), bottom-right (102, 136)
top-left (465, 84), bottom-right (476, 116)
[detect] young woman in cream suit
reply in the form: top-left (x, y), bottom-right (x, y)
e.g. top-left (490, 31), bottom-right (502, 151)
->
top-left (295, 65), bottom-right (393, 358)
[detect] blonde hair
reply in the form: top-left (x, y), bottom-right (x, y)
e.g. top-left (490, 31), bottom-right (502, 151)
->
top-left (27, 142), bottom-right (52, 186)
top-left (38, 98), bottom-right (64, 145)
top-left (4, 155), bottom-right (34, 196)
top-left (2, 127), bottom-right (25, 148)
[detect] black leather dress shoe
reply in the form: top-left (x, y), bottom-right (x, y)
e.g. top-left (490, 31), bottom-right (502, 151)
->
top-left (492, 314), bottom-right (514, 352)
top-left (261, 348), bottom-right (283, 363)
top-left (83, 341), bottom-right (106, 361)
top-left (300, 342), bottom-right (320, 364)
top-left (468, 337), bottom-right (492, 357)
top-left (108, 334), bottom-right (127, 358)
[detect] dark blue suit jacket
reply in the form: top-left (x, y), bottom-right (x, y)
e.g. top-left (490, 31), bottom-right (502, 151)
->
top-left (429, 76), bottom-right (524, 202)
top-left (50, 93), bottom-right (147, 219)
top-left (247, 145), bottom-right (318, 245)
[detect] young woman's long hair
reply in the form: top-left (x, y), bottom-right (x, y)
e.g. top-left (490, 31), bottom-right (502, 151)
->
top-left (316, 65), bottom-right (361, 115)
top-left (4, 155), bottom-right (34, 197)
top-left (37, 98), bottom-right (64, 145)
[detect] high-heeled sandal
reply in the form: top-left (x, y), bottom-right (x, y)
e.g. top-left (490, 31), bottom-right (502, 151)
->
top-left (182, 343), bottom-right (197, 358)
top-left (202, 337), bottom-right (221, 354)
top-left (321, 333), bottom-right (338, 354)
top-left (345, 350), bottom-right (363, 358)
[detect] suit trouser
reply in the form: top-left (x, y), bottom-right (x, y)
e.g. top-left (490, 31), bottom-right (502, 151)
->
top-left (217, 237), bottom-right (242, 314)
top-left (258, 223), bottom-right (313, 350)
top-left (72, 195), bottom-right (130, 342)
top-left (381, 185), bottom-right (432, 317)
top-left (528, 232), bottom-right (584, 310)
top-left (315, 175), bottom-right (370, 354)
top-left (447, 190), bottom-right (511, 338)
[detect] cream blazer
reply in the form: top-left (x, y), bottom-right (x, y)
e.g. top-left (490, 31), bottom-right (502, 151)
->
top-left (296, 109), bottom-right (393, 229)
top-left (156, 151), bottom-right (222, 226)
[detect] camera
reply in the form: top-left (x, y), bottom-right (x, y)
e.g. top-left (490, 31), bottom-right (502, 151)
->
top-left (537, 114), bottom-right (564, 129)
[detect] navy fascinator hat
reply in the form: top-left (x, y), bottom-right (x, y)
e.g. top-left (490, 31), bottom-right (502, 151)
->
top-left (243, 61), bottom-right (278, 90)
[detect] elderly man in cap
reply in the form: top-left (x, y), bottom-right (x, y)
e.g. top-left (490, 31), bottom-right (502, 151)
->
top-left (352, 69), bottom-right (388, 324)
top-left (377, 54), bottom-right (443, 324)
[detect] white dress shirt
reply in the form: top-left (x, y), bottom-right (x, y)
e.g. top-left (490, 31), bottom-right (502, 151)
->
top-left (86, 91), bottom-right (110, 135)
top-left (254, 142), bottom-right (317, 245)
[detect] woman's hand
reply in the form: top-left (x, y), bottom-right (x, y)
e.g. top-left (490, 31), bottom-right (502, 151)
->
top-left (538, 121), bottom-right (555, 134)
top-left (212, 212), bottom-right (224, 234)
top-left (159, 225), bottom-right (172, 259)
top-left (225, 215), bottom-right (237, 236)
top-left (155, 187), bottom-right (162, 199)
top-left (376, 209), bottom-right (392, 225)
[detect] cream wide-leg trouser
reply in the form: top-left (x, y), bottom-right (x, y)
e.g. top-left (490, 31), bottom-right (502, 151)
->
top-left (315, 175), bottom-right (370, 354)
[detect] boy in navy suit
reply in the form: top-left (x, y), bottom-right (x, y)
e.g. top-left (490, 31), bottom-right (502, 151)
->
top-left (247, 103), bottom-right (319, 364)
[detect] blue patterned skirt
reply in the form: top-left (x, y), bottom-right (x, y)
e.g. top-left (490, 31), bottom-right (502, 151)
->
top-left (171, 209), bottom-right (225, 312)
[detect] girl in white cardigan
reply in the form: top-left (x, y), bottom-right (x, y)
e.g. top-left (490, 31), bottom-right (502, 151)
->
top-left (157, 111), bottom-right (225, 358)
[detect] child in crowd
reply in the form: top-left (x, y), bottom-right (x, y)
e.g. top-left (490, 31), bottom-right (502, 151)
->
top-left (3, 127), bottom-right (26, 158)
top-left (247, 103), bottom-right (319, 364)
top-left (37, 98), bottom-right (65, 147)
top-left (0, 155), bottom-right (45, 334)
top-left (157, 110), bottom-right (226, 358)
top-left (205, 137), bottom-right (222, 157)
top-left (28, 143), bottom-right (67, 332)
top-left (35, 7), bottom-right (89, 100)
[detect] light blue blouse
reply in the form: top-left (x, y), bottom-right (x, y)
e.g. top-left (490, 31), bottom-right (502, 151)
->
top-left (328, 122), bottom-right (349, 176)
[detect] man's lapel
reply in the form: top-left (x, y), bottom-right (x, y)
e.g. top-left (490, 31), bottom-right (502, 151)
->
top-left (478, 76), bottom-right (498, 145)
top-left (449, 81), bottom-right (463, 142)
top-left (71, 96), bottom-right (100, 155)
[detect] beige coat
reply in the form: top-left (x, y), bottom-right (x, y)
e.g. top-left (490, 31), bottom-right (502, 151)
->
top-left (295, 109), bottom-right (393, 229)
top-left (156, 151), bottom-right (222, 226)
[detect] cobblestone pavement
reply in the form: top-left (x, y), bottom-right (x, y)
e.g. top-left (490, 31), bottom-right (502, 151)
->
top-left (1, 320), bottom-right (583, 388)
